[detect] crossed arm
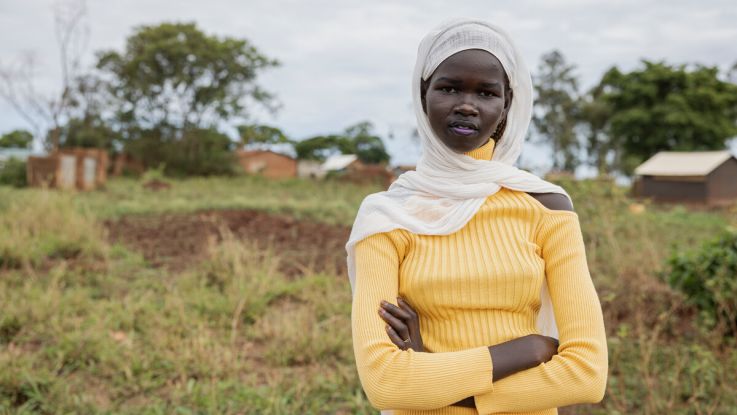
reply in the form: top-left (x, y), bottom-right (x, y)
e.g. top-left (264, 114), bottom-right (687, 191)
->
top-left (379, 298), bottom-right (558, 408)
top-left (351, 208), bottom-right (608, 413)
top-left (352, 232), bottom-right (499, 410)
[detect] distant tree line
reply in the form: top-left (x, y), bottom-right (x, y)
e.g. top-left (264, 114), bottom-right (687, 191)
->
top-left (0, 130), bottom-right (33, 149)
top-left (238, 121), bottom-right (390, 164)
top-left (532, 50), bottom-right (737, 175)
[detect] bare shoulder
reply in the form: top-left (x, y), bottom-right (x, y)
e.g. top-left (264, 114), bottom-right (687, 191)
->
top-left (526, 192), bottom-right (574, 212)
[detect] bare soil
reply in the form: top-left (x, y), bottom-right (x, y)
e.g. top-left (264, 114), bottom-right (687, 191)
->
top-left (104, 210), bottom-right (351, 276)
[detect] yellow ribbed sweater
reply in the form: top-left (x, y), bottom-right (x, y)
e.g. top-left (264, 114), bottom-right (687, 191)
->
top-left (351, 139), bottom-right (608, 415)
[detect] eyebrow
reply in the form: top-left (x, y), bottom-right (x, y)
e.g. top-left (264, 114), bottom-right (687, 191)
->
top-left (435, 77), bottom-right (463, 84)
top-left (435, 77), bottom-right (502, 89)
top-left (480, 82), bottom-right (502, 89)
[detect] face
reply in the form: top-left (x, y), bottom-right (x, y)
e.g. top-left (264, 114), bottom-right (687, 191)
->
top-left (422, 49), bottom-right (512, 153)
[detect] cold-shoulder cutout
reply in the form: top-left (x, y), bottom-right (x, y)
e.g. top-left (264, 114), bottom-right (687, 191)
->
top-left (526, 192), bottom-right (574, 212)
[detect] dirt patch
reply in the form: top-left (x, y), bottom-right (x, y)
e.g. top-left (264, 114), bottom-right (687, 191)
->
top-left (142, 179), bottom-right (172, 191)
top-left (104, 210), bottom-right (351, 276)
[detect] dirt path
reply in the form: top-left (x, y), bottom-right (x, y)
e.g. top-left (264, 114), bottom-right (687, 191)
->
top-left (104, 210), bottom-right (351, 276)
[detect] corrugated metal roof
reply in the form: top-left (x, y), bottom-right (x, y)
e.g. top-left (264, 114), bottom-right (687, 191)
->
top-left (322, 154), bottom-right (358, 171)
top-left (634, 151), bottom-right (734, 176)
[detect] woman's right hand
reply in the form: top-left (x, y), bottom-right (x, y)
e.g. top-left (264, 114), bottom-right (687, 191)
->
top-left (379, 297), bottom-right (424, 352)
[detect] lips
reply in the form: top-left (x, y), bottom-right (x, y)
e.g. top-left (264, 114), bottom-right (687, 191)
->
top-left (448, 120), bottom-right (479, 136)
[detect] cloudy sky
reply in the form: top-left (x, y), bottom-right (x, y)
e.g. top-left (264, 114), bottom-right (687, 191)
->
top-left (1, 0), bottom-right (736, 168)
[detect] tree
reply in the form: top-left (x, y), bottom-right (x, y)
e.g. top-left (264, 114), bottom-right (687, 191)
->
top-left (293, 121), bottom-right (390, 164)
top-left (344, 121), bottom-right (390, 164)
top-left (237, 124), bottom-right (291, 147)
top-left (596, 61), bottom-right (737, 174)
top-left (97, 22), bottom-right (279, 131)
top-left (92, 22), bottom-right (278, 175)
top-left (0, 130), bottom-right (34, 148)
top-left (578, 83), bottom-right (614, 175)
top-left (532, 50), bottom-right (581, 172)
top-left (54, 72), bottom-right (122, 152)
top-left (728, 61), bottom-right (737, 84)
top-left (294, 134), bottom-right (343, 161)
top-left (0, 0), bottom-right (89, 150)
top-left (54, 116), bottom-right (120, 152)
top-left (49, 0), bottom-right (90, 150)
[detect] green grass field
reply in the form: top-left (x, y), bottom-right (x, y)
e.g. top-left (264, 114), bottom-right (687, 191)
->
top-left (1, 176), bottom-right (736, 414)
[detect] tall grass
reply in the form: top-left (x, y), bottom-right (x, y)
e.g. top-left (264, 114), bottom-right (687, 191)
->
top-left (0, 191), bottom-right (108, 269)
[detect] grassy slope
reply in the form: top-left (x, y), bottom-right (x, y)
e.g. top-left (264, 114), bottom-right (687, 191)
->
top-left (1, 177), bottom-right (736, 414)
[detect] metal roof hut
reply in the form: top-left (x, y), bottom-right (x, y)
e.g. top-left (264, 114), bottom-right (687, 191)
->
top-left (633, 150), bottom-right (737, 206)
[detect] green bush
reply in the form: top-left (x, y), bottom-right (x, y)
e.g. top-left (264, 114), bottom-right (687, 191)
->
top-left (124, 127), bottom-right (237, 177)
top-left (0, 158), bottom-right (27, 187)
top-left (665, 229), bottom-right (737, 334)
top-left (164, 128), bottom-right (237, 176)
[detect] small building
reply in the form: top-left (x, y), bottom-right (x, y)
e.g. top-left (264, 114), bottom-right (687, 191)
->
top-left (297, 160), bottom-right (325, 179)
top-left (57, 148), bottom-right (108, 190)
top-left (26, 148), bottom-right (108, 190)
top-left (237, 150), bottom-right (297, 179)
top-left (633, 150), bottom-right (737, 206)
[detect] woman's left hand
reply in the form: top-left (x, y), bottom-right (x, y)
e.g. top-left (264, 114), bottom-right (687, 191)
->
top-left (378, 297), bottom-right (425, 352)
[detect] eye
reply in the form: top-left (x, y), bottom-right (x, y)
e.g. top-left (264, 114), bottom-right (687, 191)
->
top-left (440, 86), bottom-right (457, 93)
top-left (479, 90), bottom-right (498, 98)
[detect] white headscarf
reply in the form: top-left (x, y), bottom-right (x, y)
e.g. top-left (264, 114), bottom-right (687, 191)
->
top-left (347, 19), bottom-right (565, 340)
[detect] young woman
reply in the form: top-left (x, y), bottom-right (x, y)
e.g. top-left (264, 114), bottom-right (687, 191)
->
top-left (346, 19), bottom-right (608, 415)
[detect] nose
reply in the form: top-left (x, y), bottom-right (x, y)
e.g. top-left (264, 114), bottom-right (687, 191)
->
top-left (454, 99), bottom-right (479, 117)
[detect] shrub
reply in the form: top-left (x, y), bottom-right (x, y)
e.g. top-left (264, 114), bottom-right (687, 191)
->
top-left (124, 127), bottom-right (237, 177)
top-left (665, 229), bottom-right (737, 335)
top-left (162, 128), bottom-right (238, 176)
top-left (0, 158), bottom-right (27, 187)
